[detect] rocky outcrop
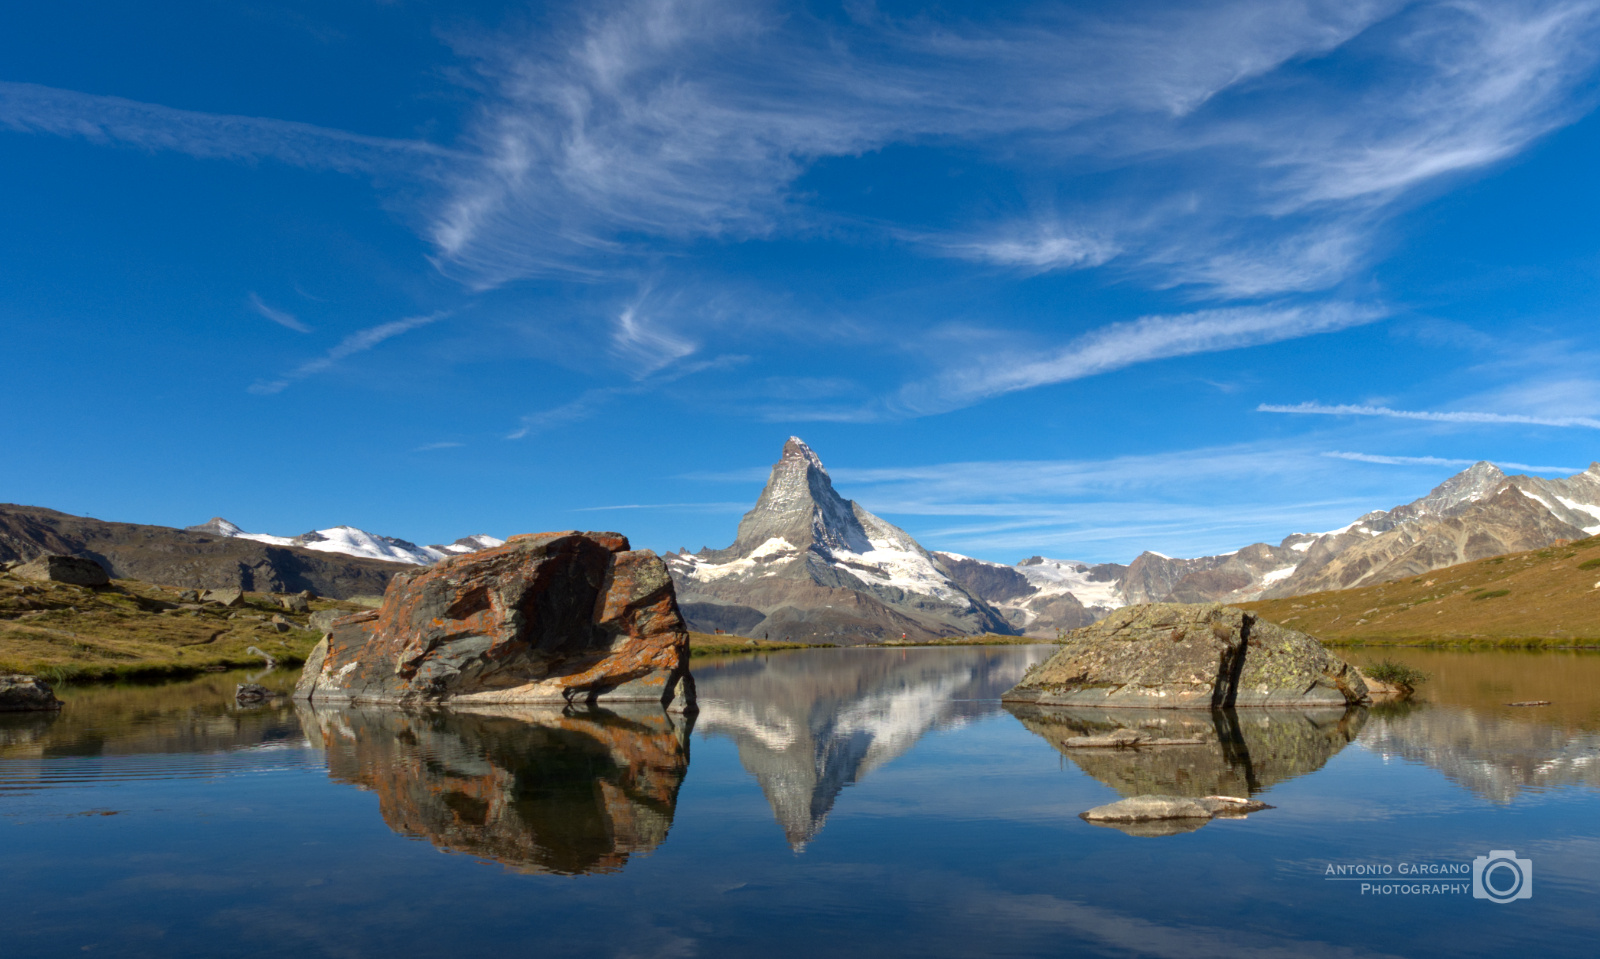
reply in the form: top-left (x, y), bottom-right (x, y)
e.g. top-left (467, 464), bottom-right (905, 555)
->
top-left (0, 503), bottom-right (405, 598)
top-left (0, 675), bottom-right (64, 711)
top-left (299, 703), bottom-right (692, 875)
top-left (13, 554), bottom-right (109, 587)
top-left (666, 438), bottom-right (1013, 643)
top-left (1002, 603), bottom-right (1367, 708)
top-left (295, 531), bottom-right (694, 708)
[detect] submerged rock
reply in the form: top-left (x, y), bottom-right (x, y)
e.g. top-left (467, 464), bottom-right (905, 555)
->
top-left (1062, 727), bottom-right (1204, 748)
top-left (1003, 603), bottom-right (1367, 708)
top-left (295, 530), bottom-right (694, 709)
top-left (0, 675), bottom-right (65, 712)
top-left (13, 555), bottom-right (109, 588)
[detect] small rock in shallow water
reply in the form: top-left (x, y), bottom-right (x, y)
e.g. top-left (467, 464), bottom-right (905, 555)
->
top-left (235, 684), bottom-right (278, 704)
top-left (0, 675), bottom-right (65, 711)
top-left (1080, 794), bottom-right (1273, 832)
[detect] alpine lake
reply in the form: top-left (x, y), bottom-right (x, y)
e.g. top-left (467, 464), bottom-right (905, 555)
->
top-left (3, 645), bottom-right (1598, 958)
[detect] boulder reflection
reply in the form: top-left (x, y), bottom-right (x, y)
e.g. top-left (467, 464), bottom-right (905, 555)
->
top-left (298, 704), bottom-right (692, 875)
top-left (1007, 704), bottom-right (1366, 799)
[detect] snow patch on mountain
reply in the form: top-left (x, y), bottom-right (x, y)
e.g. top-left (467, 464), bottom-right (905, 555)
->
top-left (188, 517), bottom-right (501, 566)
top-left (1013, 558), bottom-right (1125, 610)
top-left (1556, 497), bottom-right (1600, 534)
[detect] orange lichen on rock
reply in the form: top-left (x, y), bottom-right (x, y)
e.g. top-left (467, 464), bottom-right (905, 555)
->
top-left (295, 531), bottom-right (694, 708)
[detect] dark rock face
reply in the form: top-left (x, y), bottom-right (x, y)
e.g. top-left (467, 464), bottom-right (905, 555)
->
top-left (0, 503), bottom-right (404, 599)
top-left (0, 675), bottom-right (64, 711)
top-left (13, 554), bottom-right (109, 587)
top-left (936, 554), bottom-right (1038, 604)
top-left (296, 531), bottom-right (694, 708)
top-left (1003, 603), bottom-right (1368, 708)
top-left (299, 703), bottom-right (692, 875)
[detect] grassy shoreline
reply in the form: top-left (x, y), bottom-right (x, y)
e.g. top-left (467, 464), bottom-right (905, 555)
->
top-left (0, 571), bottom-right (353, 683)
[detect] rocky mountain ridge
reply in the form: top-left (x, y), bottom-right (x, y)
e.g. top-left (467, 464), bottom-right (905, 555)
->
top-left (947, 460), bottom-right (1600, 620)
top-left (0, 503), bottom-right (408, 599)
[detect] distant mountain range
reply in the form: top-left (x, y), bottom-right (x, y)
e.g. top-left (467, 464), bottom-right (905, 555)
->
top-left (0, 505), bottom-right (503, 599)
top-left (668, 437), bottom-right (1600, 641)
top-left (186, 517), bottom-right (503, 566)
top-left (944, 460), bottom-right (1600, 629)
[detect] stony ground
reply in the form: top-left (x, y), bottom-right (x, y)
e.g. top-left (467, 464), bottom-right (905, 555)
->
top-left (0, 572), bottom-right (369, 680)
top-left (1240, 535), bottom-right (1600, 646)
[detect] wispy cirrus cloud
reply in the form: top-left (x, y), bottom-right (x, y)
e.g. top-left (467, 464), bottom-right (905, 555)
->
top-left (0, 80), bottom-right (465, 178)
top-left (888, 302), bottom-right (1385, 417)
top-left (249, 311), bottom-right (447, 395)
top-left (1322, 451), bottom-right (1580, 473)
top-left (248, 292), bottom-right (311, 333)
top-left (1261, 401), bottom-right (1600, 429)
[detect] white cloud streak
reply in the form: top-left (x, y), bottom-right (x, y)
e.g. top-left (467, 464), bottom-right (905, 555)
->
top-left (248, 292), bottom-right (311, 333)
top-left (249, 311), bottom-right (447, 394)
top-left (1261, 401), bottom-right (1600, 429)
top-left (0, 81), bottom-right (465, 178)
top-left (891, 302), bottom-right (1384, 416)
top-left (1322, 451), bottom-right (1580, 473)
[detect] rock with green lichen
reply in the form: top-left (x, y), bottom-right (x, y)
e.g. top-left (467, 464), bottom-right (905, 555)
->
top-left (1002, 602), bottom-right (1368, 708)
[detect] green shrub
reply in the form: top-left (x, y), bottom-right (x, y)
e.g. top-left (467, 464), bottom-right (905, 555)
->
top-left (1471, 589), bottom-right (1511, 600)
top-left (1364, 659), bottom-right (1429, 689)
top-left (1578, 558), bottom-right (1600, 570)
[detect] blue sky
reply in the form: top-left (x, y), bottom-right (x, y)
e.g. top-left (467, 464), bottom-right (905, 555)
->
top-left (4, 0), bottom-right (1600, 564)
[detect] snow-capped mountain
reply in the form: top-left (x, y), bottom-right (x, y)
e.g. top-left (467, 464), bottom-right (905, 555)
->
top-left (946, 460), bottom-right (1600, 616)
top-left (932, 552), bottom-right (1121, 636)
top-left (186, 517), bottom-right (504, 566)
top-left (665, 437), bottom-right (1012, 642)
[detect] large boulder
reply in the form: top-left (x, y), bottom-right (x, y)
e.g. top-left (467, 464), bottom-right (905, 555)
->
top-left (13, 555), bottom-right (109, 587)
top-left (295, 531), bottom-right (695, 709)
top-left (1003, 603), bottom-right (1367, 708)
top-left (0, 675), bottom-right (64, 711)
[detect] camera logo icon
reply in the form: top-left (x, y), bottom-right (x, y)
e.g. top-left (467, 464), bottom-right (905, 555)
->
top-left (1473, 850), bottom-right (1533, 903)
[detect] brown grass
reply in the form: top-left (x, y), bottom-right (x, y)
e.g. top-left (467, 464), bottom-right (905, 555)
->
top-left (0, 572), bottom-right (365, 681)
top-left (1238, 536), bottom-right (1600, 647)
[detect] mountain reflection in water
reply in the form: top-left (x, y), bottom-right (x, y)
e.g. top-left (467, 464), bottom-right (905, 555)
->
top-left (693, 646), bottom-right (1055, 848)
top-left (1360, 702), bottom-right (1600, 802)
top-left (1006, 704), bottom-right (1366, 800)
top-left (296, 704), bottom-right (692, 875)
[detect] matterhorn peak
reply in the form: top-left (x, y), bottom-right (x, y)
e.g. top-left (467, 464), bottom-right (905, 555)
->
top-left (781, 436), bottom-right (827, 473)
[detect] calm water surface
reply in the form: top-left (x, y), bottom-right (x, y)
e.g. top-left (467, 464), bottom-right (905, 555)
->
top-left (4, 646), bottom-right (1598, 958)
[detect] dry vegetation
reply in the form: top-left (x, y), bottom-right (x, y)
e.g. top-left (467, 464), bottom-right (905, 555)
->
top-left (1240, 535), bottom-right (1600, 647)
top-left (0, 572), bottom-right (367, 681)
